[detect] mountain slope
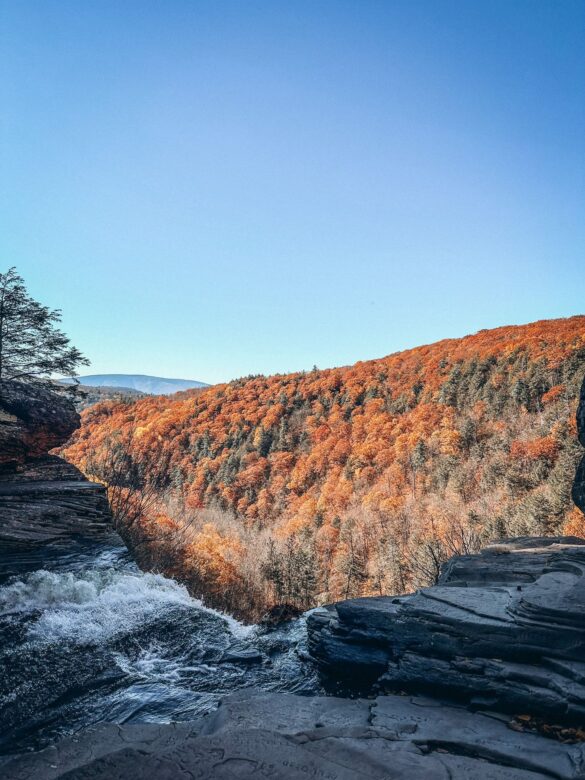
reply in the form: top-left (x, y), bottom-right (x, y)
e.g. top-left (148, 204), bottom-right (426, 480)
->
top-left (70, 374), bottom-right (209, 395)
top-left (63, 316), bottom-right (585, 619)
top-left (72, 385), bottom-right (146, 411)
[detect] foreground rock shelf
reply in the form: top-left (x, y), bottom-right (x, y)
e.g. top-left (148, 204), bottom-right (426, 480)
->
top-left (3, 690), bottom-right (585, 780)
top-left (307, 537), bottom-right (585, 726)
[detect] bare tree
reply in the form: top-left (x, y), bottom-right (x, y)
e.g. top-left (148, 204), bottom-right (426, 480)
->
top-left (84, 431), bottom-right (161, 532)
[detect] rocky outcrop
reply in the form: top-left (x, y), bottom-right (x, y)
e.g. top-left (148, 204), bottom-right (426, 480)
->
top-left (0, 382), bottom-right (114, 579)
top-left (307, 382), bottom-right (585, 726)
top-left (308, 537), bottom-right (585, 725)
top-left (3, 690), bottom-right (585, 779)
top-left (0, 381), bottom-right (79, 468)
top-left (572, 374), bottom-right (585, 513)
top-left (0, 456), bottom-right (113, 561)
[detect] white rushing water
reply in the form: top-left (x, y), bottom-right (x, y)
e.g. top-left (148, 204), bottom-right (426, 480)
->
top-left (0, 567), bottom-right (253, 644)
top-left (0, 545), bottom-right (319, 755)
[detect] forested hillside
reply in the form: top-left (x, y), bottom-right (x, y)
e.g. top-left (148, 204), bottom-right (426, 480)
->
top-left (63, 316), bottom-right (585, 620)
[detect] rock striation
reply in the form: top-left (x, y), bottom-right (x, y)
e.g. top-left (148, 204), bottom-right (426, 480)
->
top-left (0, 381), bottom-right (79, 468)
top-left (307, 382), bottom-right (585, 727)
top-left (308, 537), bottom-right (585, 725)
top-left (0, 382), bottom-right (114, 579)
top-left (3, 690), bottom-right (585, 780)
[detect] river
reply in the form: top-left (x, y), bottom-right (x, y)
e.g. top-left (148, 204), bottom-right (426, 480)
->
top-left (0, 539), bottom-right (322, 756)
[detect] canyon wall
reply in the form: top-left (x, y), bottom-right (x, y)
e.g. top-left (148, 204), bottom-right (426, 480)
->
top-left (0, 381), bottom-right (114, 578)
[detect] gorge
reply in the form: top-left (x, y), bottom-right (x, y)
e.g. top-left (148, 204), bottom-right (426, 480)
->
top-left (63, 316), bottom-right (585, 621)
top-left (0, 380), bottom-right (319, 760)
top-left (1, 322), bottom-right (585, 778)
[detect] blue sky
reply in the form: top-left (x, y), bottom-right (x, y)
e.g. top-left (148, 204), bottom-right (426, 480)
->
top-left (1, 1), bottom-right (584, 384)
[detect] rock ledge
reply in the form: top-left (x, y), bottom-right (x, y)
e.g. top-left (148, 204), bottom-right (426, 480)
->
top-left (307, 536), bottom-right (585, 726)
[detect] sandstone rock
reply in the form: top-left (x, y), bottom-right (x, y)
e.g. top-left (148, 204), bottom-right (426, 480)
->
top-left (0, 382), bottom-right (79, 468)
top-left (3, 691), bottom-right (584, 779)
top-left (307, 537), bottom-right (585, 725)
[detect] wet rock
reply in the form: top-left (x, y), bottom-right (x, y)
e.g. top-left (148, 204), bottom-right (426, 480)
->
top-left (0, 382), bottom-right (79, 468)
top-left (0, 723), bottom-right (203, 780)
top-left (0, 456), bottom-right (115, 580)
top-left (3, 691), bottom-right (584, 779)
top-left (307, 537), bottom-right (585, 725)
top-left (219, 646), bottom-right (264, 664)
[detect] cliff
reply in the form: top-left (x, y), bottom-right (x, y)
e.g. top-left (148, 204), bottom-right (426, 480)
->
top-left (0, 381), bottom-right (115, 579)
top-left (0, 381), bottom-right (79, 468)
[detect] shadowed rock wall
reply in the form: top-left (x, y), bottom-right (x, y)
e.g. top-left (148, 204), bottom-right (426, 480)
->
top-left (0, 381), bottom-right (79, 468)
top-left (0, 381), bottom-right (114, 578)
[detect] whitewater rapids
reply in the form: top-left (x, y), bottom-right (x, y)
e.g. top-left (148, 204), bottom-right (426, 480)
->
top-left (0, 542), bottom-right (320, 755)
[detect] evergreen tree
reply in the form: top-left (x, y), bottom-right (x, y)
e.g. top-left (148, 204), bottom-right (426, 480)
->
top-left (0, 267), bottom-right (88, 383)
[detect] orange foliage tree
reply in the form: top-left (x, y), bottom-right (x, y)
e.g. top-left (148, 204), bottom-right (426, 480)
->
top-left (62, 316), bottom-right (585, 619)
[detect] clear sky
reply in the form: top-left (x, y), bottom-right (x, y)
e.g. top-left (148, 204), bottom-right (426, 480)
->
top-left (1, 1), bottom-right (584, 384)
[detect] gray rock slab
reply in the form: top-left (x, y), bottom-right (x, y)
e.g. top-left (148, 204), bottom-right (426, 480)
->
top-left (372, 695), bottom-right (585, 780)
top-left (4, 691), bottom-right (583, 780)
top-left (0, 723), bottom-right (202, 780)
top-left (307, 537), bottom-right (585, 724)
top-left (199, 690), bottom-right (372, 736)
top-left (0, 456), bottom-right (115, 581)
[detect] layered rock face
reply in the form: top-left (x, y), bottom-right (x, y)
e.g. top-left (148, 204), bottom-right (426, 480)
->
top-left (0, 382), bottom-right (114, 578)
top-left (0, 381), bottom-right (79, 468)
top-left (308, 537), bottom-right (585, 725)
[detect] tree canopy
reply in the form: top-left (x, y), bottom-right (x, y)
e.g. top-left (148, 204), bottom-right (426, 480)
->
top-left (0, 267), bottom-right (88, 383)
top-left (63, 316), bottom-right (585, 619)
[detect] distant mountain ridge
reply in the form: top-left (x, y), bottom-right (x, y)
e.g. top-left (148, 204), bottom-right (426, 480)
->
top-left (68, 374), bottom-right (209, 395)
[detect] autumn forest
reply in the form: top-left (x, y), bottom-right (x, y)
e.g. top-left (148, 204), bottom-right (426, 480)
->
top-left (62, 316), bottom-right (585, 620)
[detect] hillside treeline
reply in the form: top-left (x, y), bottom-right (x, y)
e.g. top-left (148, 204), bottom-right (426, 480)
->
top-left (62, 316), bottom-right (585, 620)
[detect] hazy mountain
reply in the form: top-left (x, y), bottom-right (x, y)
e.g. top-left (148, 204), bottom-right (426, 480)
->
top-left (71, 384), bottom-right (146, 410)
top-left (68, 374), bottom-right (209, 395)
